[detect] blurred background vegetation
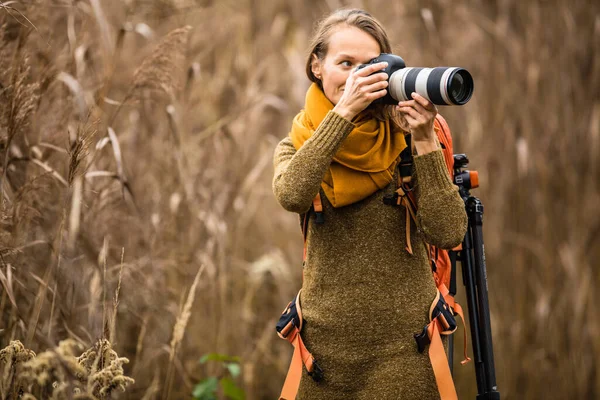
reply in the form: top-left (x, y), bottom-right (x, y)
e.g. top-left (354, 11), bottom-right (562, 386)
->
top-left (0, 0), bottom-right (598, 398)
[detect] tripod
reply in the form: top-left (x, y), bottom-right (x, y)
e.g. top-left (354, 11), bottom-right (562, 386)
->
top-left (448, 154), bottom-right (500, 400)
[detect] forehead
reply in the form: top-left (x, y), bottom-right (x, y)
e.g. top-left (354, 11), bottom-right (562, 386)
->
top-left (326, 25), bottom-right (381, 61)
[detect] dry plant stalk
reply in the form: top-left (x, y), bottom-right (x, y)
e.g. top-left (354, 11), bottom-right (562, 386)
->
top-left (68, 120), bottom-right (98, 185)
top-left (109, 248), bottom-right (125, 344)
top-left (163, 264), bottom-right (205, 400)
top-left (169, 266), bottom-right (204, 361)
top-left (0, 53), bottom-right (40, 203)
top-left (108, 25), bottom-right (192, 125)
top-left (131, 25), bottom-right (192, 97)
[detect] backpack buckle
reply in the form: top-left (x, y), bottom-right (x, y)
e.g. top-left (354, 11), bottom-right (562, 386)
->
top-left (308, 359), bottom-right (324, 382)
top-left (414, 325), bottom-right (430, 353)
top-left (414, 290), bottom-right (459, 353)
top-left (383, 193), bottom-right (399, 206)
top-left (314, 211), bottom-right (325, 224)
top-left (275, 291), bottom-right (303, 339)
top-left (431, 294), bottom-right (457, 334)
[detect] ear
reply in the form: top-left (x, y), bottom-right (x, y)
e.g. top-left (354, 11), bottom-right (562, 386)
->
top-left (311, 54), bottom-right (322, 79)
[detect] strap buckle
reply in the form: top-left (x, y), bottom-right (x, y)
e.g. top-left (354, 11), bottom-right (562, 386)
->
top-left (314, 211), bottom-right (325, 224)
top-left (414, 290), bottom-right (459, 353)
top-left (383, 193), bottom-right (399, 205)
top-left (308, 359), bottom-right (324, 382)
top-left (414, 325), bottom-right (430, 353)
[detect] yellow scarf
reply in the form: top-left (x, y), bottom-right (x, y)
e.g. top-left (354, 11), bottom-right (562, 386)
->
top-left (289, 83), bottom-right (407, 208)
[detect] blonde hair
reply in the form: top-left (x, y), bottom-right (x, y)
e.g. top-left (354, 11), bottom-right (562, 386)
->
top-left (305, 9), bottom-right (405, 127)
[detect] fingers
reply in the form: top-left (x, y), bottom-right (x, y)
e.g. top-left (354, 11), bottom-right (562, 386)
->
top-left (397, 93), bottom-right (438, 141)
top-left (360, 83), bottom-right (387, 100)
top-left (345, 70), bottom-right (387, 100)
top-left (398, 93), bottom-right (437, 119)
top-left (397, 106), bottom-right (421, 121)
top-left (410, 92), bottom-right (437, 112)
top-left (337, 62), bottom-right (390, 117)
top-left (363, 79), bottom-right (388, 94)
top-left (401, 98), bottom-right (428, 116)
top-left (403, 114), bottom-right (418, 126)
top-left (360, 72), bottom-right (388, 86)
top-left (354, 62), bottom-right (388, 78)
top-left (371, 88), bottom-right (388, 100)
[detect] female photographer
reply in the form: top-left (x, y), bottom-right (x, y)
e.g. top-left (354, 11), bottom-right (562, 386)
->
top-left (273, 8), bottom-right (467, 399)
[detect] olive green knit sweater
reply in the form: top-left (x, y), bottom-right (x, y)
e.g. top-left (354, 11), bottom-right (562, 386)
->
top-left (273, 110), bottom-right (468, 400)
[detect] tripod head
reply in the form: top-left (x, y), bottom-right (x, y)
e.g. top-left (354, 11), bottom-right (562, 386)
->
top-left (453, 154), bottom-right (479, 198)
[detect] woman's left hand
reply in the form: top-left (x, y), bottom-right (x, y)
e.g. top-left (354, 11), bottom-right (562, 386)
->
top-left (397, 92), bottom-right (438, 143)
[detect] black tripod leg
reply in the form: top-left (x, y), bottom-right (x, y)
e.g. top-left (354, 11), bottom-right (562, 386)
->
top-left (467, 197), bottom-right (500, 400)
top-left (448, 250), bottom-right (459, 374)
top-left (460, 222), bottom-right (487, 396)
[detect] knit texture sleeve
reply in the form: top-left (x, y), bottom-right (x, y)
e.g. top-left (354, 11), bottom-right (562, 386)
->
top-left (413, 149), bottom-right (468, 249)
top-left (272, 111), bottom-right (354, 213)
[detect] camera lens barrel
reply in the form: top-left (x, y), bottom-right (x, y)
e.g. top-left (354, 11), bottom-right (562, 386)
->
top-left (389, 66), bottom-right (474, 105)
top-left (356, 54), bottom-right (474, 106)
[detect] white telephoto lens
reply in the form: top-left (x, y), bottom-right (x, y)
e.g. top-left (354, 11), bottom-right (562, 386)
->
top-left (389, 67), bottom-right (413, 102)
top-left (414, 68), bottom-right (433, 103)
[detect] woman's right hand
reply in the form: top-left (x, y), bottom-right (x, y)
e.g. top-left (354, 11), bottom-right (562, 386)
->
top-left (333, 61), bottom-right (389, 121)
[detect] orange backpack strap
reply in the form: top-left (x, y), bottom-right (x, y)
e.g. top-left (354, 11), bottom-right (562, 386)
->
top-left (438, 283), bottom-right (472, 366)
top-left (301, 193), bottom-right (323, 279)
top-left (276, 290), bottom-right (323, 400)
top-left (394, 183), bottom-right (418, 255)
top-left (387, 141), bottom-right (419, 255)
top-left (414, 287), bottom-right (472, 400)
top-left (312, 193), bottom-right (324, 224)
top-left (414, 290), bottom-right (459, 400)
top-left (427, 317), bottom-right (458, 400)
top-left (278, 327), bottom-right (320, 400)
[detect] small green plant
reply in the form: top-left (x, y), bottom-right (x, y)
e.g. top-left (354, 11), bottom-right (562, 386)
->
top-left (192, 353), bottom-right (245, 400)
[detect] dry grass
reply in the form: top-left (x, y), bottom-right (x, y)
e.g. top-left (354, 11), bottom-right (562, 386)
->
top-left (0, 338), bottom-right (133, 399)
top-left (0, 0), bottom-right (598, 399)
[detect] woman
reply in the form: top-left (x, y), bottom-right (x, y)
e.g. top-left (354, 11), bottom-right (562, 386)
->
top-left (273, 8), bottom-right (468, 400)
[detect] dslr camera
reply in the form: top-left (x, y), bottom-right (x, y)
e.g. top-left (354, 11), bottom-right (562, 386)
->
top-left (356, 54), bottom-right (474, 106)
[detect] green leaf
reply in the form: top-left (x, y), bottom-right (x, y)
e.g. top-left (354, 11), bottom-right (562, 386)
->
top-left (225, 362), bottom-right (241, 378)
top-left (192, 377), bottom-right (218, 400)
top-left (220, 377), bottom-right (245, 400)
top-left (199, 353), bottom-right (241, 364)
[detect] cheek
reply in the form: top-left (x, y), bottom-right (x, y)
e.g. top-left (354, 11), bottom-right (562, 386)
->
top-left (323, 81), bottom-right (341, 103)
top-left (321, 67), bottom-right (349, 104)
top-left (323, 71), bottom-right (348, 94)
top-left (331, 70), bottom-right (349, 87)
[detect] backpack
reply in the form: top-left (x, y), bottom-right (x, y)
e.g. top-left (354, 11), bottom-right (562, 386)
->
top-left (275, 114), bottom-right (470, 400)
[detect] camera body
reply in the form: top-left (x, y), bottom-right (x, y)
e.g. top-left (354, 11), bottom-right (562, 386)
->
top-left (356, 54), bottom-right (474, 106)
